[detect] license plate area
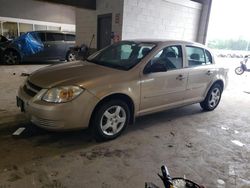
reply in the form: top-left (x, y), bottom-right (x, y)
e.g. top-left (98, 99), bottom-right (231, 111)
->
top-left (16, 96), bottom-right (25, 112)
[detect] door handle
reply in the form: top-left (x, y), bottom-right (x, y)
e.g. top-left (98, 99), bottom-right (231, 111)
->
top-left (206, 70), bottom-right (213, 75)
top-left (45, 44), bottom-right (51, 47)
top-left (176, 74), bottom-right (186, 80)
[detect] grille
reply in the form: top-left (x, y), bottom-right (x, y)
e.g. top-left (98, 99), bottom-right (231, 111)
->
top-left (31, 116), bottom-right (63, 128)
top-left (23, 81), bottom-right (42, 97)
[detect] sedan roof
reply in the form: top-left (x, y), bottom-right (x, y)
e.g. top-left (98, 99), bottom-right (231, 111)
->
top-left (125, 39), bottom-right (205, 48)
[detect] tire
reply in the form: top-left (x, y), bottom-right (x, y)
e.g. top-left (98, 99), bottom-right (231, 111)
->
top-left (66, 51), bottom-right (76, 62)
top-left (91, 100), bottom-right (130, 142)
top-left (3, 50), bottom-right (21, 65)
top-left (235, 67), bottom-right (244, 75)
top-left (200, 83), bottom-right (223, 111)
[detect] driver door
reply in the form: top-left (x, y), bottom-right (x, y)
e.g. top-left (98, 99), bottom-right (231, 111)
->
top-left (139, 45), bottom-right (188, 115)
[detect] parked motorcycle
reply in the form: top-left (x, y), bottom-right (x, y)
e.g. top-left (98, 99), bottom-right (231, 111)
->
top-left (145, 165), bottom-right (203, 188)
top-left (235, 55), bottom-right (250, 75)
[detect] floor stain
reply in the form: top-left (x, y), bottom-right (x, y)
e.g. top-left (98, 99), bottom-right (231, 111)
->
top-left (41, 180), bottom-right (66, 188)
top-left (8, 173), bottom-right (21, 182)
top-left (80, 148), bottom-right (130, 160)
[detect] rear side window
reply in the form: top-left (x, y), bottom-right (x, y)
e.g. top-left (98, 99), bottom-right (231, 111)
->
top-left (65, 34), bottom-right (75, 41)
top-left (186, 46), bottom-right (205, 67)
top-left (46, 33), bottom-right (64, 41)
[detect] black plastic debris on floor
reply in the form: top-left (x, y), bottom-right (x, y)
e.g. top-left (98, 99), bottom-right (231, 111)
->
top-left (186, 143), bottom-right (193, 148)
top-left (20, 73), bottom-right (30, 77)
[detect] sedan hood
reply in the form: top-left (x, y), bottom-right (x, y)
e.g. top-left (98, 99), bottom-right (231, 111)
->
top-left (28, 61), bottom-right (121, 89)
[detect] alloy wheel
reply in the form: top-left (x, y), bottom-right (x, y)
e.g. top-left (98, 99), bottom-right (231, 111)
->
top-left (67, 52), bottom-right (76, 62)
top-left (100, 105), bottom-right (126, 136)
top-left (4, 51), bottom-right (19, 65)
top-left (208, 88), bottom-right (221, 109)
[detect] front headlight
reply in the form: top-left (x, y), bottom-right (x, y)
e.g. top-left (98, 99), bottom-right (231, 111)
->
top-left (42, 86), bottom-right (84, 103)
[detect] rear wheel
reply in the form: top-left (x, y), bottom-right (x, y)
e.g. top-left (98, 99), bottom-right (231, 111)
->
top-left (91, 100), bottom-right (130, 141)
top-left (3, 50), bottom-right (21, 65)
top-left (235, 67), bottom-right (244, 75)
top-left (66, 51), bottom-right (76, 62)
top-left (200, 83), bottom-right (222, 111)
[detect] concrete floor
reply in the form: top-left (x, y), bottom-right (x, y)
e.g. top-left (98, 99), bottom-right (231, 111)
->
top-left (0, 59), bottom-right (250, 188)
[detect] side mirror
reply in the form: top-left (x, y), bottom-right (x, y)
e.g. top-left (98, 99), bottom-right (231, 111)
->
top-left (144, 62), bottom-right (167, 74)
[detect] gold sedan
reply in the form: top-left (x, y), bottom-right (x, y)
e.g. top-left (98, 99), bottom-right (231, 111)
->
top-left (17, 40), bottom-right (228, 141)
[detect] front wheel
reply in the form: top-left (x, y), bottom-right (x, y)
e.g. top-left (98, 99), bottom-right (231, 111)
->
top-left (235, 66), bottom-right (244, 75)
top-left (3, 50), bottom-right (21, 65)
top-left (200, 83), bottom-right (222, 111)
top-left (91, 100), bottom-right (130, 141)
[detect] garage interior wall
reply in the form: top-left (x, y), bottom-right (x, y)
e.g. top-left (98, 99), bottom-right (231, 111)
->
top-left (122, 0), bottom-right (202, 41)
top-left (76, 0), bottom-right (124, 48)
top-left (0, 0), bottom-right (75, 25)
top-left (76, 0), bottom-right (211, 48)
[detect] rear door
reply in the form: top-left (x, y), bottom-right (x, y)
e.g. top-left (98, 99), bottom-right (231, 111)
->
top-left (184, 46), bottom-right (215, 102)
top-left (43, 32), bottom-right (66, 60)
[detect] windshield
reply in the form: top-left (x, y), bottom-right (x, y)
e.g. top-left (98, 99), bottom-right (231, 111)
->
top-left (87, 41), bottom-right (156, 70)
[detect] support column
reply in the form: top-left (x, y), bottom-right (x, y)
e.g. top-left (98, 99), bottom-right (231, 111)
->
top-left (196, 0), bottom-right (212, 44)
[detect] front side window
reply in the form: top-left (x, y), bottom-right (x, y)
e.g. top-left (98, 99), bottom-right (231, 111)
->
top-left (87, 41), bottom-right (155, 70)
top-left (149, 45), bottom-right (183, 71)
top-left (186, 46), bottom-right (206, 67)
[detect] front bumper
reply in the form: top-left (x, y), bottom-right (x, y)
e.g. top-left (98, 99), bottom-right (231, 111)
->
top-left (17, 85), bottom-right (99, 131)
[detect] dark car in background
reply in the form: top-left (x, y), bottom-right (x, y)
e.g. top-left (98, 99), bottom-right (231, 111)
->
top-left (0, 31), bottom-right (76, 65)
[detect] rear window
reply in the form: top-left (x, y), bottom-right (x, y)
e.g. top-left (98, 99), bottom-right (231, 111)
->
top-left (46, 33), bottom-right (64, 41)
top-left (65, 34), bottom-right (75, 41)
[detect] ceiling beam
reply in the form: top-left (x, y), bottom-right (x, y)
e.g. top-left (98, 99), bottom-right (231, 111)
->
top-left (37, 0), bottom-right (96, 9)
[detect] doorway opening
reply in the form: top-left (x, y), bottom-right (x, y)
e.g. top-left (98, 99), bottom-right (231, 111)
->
top-left (97, 13), bottom-right (112, 50)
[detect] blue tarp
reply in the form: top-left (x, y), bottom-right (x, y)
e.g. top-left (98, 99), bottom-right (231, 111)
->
top-left (13, 32), bottom-right (44, 56)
